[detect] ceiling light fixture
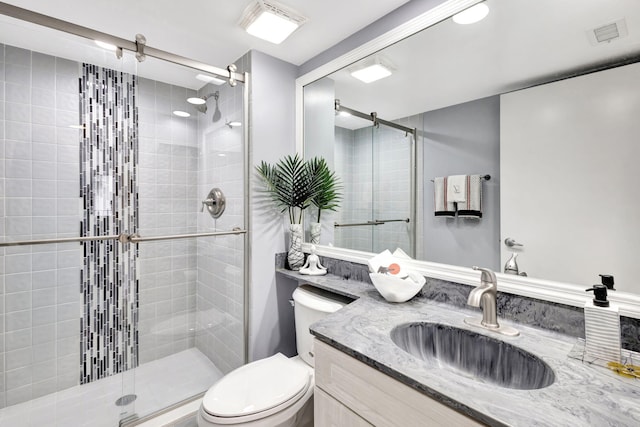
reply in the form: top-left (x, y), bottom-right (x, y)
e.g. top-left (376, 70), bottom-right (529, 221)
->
top-left (349, 57), bottom-right (395, 84)
top-left (226, 120), bottom-right (242, 128)
top-left (239, 0), bottom-right (307, 44)
top-left (173, 110), bottom-right (191, 118)
top-left (452, 3), bottom-right (489, 25)
top-left (187, 97), bottom-right (207, 105)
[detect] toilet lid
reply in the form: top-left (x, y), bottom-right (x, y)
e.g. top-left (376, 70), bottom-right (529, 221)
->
top-left (202, 353), bottom-right (311, 418)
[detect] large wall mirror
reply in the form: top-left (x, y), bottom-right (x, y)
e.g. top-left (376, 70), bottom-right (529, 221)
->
top-left (299, 0), bottom-right (640, 308)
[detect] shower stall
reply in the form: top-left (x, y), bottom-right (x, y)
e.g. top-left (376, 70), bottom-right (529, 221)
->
top-left (0, 3), bottom-right (249, 426)
top-left (331, 101), bottom-right (416, 257)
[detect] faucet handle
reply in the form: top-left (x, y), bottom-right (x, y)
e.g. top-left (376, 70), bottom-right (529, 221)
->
top-left (472, 266), bottom-right (497, 286)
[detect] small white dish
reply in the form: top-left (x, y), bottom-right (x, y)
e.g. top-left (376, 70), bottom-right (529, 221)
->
top-left (369, 272), bottom-right (425, 303)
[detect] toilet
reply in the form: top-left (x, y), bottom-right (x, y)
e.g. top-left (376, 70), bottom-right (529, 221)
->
top-left (197, 285), bottom-right (347, 427)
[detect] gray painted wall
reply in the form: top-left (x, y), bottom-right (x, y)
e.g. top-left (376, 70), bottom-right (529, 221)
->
top-left (302, 77), bottom-right (337, 244)
top-left (422, 95), bottom-right (500, 270)
top-left (303, 77), bottom-right (335, 165)
top-left (248, 50), bottom-right (300, 362)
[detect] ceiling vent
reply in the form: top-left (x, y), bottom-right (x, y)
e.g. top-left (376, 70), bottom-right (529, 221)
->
top-left (587, 19), bottom-right (628, 45)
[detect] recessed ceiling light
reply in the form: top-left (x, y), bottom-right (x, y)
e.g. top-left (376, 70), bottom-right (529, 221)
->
top-left (452, 3), bottom-right (489, 25)
top-left (338, 111), bottom-right (351, 117)
top-left (173, 110), bottom-right (191, 118)
top-left (349, 57), bottom-right (395, 84)
top-left (239, 0), bottom-right (307, 44)
top-left (95, 40), bottom-right (118, 51)
top-left (226, 120), bottom-right (242, 128)
top-left (187, 97), bottom-right (207, 105)
top-left (196, 74), bottom-right (226, 85)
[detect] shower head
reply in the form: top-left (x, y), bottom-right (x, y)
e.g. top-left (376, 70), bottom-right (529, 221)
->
top-left (192, 103), bottom-right (207, 114)
top-left (187, 91), bottom-right (219, 114)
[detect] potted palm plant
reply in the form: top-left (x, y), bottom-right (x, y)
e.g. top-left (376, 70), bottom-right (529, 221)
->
top-left (308, 157), bottom-right (342, 244)
top-left (255, 154), bottom-right (341, 270)
top-left (256, 154), bottom-right (318, 270)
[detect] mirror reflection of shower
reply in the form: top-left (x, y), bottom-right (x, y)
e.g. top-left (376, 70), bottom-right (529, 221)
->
top-left (187, 91), bottom-right (222, 122)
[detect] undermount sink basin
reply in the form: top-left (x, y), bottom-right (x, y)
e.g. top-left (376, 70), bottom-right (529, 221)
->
top-left (390, 322), bottom-right (555, 390)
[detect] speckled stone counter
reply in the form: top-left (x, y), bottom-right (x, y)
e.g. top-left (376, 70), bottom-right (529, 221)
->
top-left (277, 269), bottom-right (640, 427)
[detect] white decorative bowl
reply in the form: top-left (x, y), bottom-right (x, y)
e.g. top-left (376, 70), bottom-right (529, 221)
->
top-left (369, 272), bottom-right (425, 303)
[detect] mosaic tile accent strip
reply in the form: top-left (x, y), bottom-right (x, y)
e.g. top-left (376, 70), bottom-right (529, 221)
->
top-left (80, 64), bottom-right (139, 383)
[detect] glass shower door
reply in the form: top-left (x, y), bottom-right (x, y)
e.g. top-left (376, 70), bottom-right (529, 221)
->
top-left (0, 18), bottom-right (141, 425)
top-left (372, 124), bottom-right (413, 255)
top-left (333, 120), bottom-right (374, 252)
top-left (128, 57), bottom-right (248, 421)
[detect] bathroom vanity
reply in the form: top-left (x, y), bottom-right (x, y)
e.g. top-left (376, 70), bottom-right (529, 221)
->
top-left (277, 269), bottom-right (640, 427)
top-left (314, 339), bottom-right (481, 426)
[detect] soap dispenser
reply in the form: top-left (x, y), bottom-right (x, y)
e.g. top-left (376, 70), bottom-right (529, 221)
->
top-left (583, 274), bottom-right (621, 363)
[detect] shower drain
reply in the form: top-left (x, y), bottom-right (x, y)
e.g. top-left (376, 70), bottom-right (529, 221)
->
top-left (115, 394), bottom-right (138, 406)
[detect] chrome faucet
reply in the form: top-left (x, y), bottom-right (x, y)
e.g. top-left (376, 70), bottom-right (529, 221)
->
top-left (467, 266), bottom-right (499, 328)
top-left (464, 266), bottom-right (519, 336)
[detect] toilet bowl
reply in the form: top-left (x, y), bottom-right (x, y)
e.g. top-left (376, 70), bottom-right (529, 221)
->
top-left (197, 285), bottom-right (347, 427)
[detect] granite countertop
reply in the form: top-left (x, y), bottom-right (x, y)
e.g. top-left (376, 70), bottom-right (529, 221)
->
top-left (277, 269), bottom-right (640, 427)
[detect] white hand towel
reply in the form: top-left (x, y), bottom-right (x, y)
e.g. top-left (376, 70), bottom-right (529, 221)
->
top-left (434, 176), bottom-right (455, 217)
top-left (458, 174), bottom-right (483, 219)
top-left (447, 174), bottom-right (467, 203)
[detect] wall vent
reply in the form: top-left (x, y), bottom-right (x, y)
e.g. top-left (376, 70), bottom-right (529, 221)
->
top-left (587, 19), bottom-right (628, 45)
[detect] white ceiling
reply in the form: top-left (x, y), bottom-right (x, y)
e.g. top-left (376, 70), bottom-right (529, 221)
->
top-left (0, 0), bottom-right (410, 86)
top-left (331, 0), bottom-right (640, 129)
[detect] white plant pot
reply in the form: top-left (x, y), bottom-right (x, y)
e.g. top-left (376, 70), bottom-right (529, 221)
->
top-left (310, 222), bottom-right (322, 245)
top-left (288, 224), bottom-right (304, 271)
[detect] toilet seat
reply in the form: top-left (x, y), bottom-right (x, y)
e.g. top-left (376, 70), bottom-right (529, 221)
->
top-left (201, 353), bottom-right (311, 424)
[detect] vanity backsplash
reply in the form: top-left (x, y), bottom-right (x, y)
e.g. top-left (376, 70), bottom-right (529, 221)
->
top-left (277, 253), bottom-right (640, 352)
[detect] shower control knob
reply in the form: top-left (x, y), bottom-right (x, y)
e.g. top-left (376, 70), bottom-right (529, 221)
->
top-left (201, 188), bottom-right (226, 219)
top-left (200, 198), bottom-right (215, 212)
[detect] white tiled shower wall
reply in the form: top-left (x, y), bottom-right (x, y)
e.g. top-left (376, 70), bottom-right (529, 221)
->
top-left (371, 123), bottom-right (412, 254)
top-left (334, 124), bottom-right (411, 254)
top-left (136, 78), bottom-right (200, 364)
top-left (135, 71), bottom-right (247, 375)
top-left (0, 45), bottom-right (83, 408)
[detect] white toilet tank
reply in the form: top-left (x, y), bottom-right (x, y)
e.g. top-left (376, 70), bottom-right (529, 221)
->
top-left (292, 285), bottom-right (348, 367)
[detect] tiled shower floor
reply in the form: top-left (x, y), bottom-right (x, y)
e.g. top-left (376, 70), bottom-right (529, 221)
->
top-left (0, 348), bottom-right (223, 427)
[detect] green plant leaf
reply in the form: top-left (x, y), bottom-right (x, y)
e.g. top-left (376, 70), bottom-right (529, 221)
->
top-left (255, 154), bottom-right (322, 223)
top-left (307, 157), bottom-right (343, 222)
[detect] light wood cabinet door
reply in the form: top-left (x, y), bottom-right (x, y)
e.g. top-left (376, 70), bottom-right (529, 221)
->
top-left (314, 339), bottom-right (483, 427)
top-left (315, 387), bottom-right (373, 427)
